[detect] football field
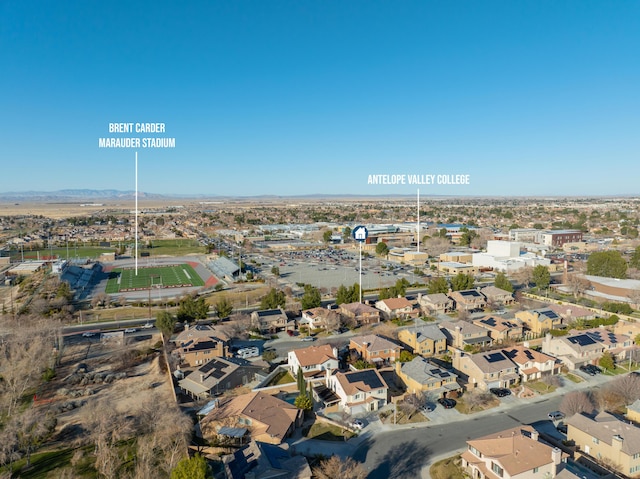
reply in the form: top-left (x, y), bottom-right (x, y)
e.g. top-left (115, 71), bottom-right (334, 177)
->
top-left (105, 264), bottom-right (204, 293)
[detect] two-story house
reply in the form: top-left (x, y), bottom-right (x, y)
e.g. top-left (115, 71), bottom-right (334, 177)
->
top-left (395, 356), bottom-right (461, 398)
top-left (440, 320), bottom-right (493, 350)
top-left (349, 334), bottom-right (402, 365)
top-left (479, 285), bottom-right (515, 306)
top-left (374, 297), bottom-right (417, 320)
top-left (473, 316), bottom-right (524, 343)
top-left (250, 308), bottom-right (295, 334)
top-left (567, 411), bottom-right (640, 477)
top-left (449, 289), bottom-right (487, 312)
top-left (178, 337), bottom-right (228, 367)
top-left (580, 327), bottom-right (634, 361)
top-left (397, 324), bottom-right (447, 357)
top-left (178, 357), bottom-right (267, 399)
top-left (462, 425), bottom-right (566, 479)
top-left (327, 369), bottom-right (388, 415)
top-left (300, 307), bottom-right (341, 332)
top-left (515, 308), bottom-right (564, 334)
top-left (417, 292), bottom-right (454, 314)
top-left (542, 332), bottom-right (605, 370)
top-left (453, 349), bottom-right (519, 391)
top-left (339, 302), bottom-right (381, 326)
top-left (287, 344), bottom-right (339, 382)
top-left (502, 345), bottom-right (560, 382)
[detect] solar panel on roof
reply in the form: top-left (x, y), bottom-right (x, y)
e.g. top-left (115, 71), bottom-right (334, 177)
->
top-left (568, 335), bottom-right (597, 346)
top-left (200, 360), bottom-right (218, 374)
top-left (345, 370), bottom-right (384, 389)
top-left (484, 352), bottom-right (505, 363)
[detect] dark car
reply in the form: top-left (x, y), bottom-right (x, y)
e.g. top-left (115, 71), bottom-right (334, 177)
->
top-left (438, 398), bottom-right (457, 409)
top-left (580, 364), bottom-right (601, 376)
top-left (489, 388), bottom-right (511, 398)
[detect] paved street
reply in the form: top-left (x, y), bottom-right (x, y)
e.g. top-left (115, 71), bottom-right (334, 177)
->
top-left (288, 370), bottom-right (614, 479)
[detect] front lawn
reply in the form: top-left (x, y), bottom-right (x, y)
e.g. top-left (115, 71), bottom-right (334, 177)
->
top-left (429, 454), bottom-right (466, 479)
top-left (526, 381), bottom-right (557, 394)
top-left (305, 422), bottom-right (355, 441)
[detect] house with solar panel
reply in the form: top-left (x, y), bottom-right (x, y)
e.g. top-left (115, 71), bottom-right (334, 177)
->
top-left (515, 307), bottom-right (565, 335)
top-left (541, 332), bottom-right (605, 370)
top-left (502, 345), bottom-right (561, 382)
top-left (449, 289), bottom-right (487, 312)
top-left (473, 315), bottom-right (524, 343)
top-left (178, 357), bottom-right (267, 399)
top-left (575, 327), bottom-right (634, 361)
top-left (395, 356), bottom-right (462, 397)
top-left (327, 369), bottom-right (389, 415)
top-left (452, 349), bottom-right (519, 390)
top-left (479, 285), bottom-right (515, 306)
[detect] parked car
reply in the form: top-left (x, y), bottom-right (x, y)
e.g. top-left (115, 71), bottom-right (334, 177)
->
top-left (580, 364), bottom-right (601, 376)
top-left (489, 388), bottom-right (511, 398)
top-left (438, 398), bottom-right (457, 409)
top-left (82, 332), bottom-right (96, 337)
top-left (548, 411), bottom-right (565, 421)
top-left (301, 336), bottom-right (316, 342)
top-left (420, 403), bottom-right (436, 413)
top-left (286, 330), bottom-right (295, 337)
top-left (124, 328), bottom-right (137, 333)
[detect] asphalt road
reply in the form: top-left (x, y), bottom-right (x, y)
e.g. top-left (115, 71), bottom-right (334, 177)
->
top-left (354, 395), bottom-right (563, 479)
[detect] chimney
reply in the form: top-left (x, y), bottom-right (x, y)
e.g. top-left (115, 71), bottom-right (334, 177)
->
top-left (531, 430), bottom-right (539, 441)
top-left (551, 447), bottom-right (562, 466)
top-left (612, 434), bottom-right (623, 451)
top-left (184, 321), bottom-right (189, 331)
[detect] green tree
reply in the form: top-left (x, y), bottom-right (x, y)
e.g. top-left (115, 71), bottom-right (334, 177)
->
top-left (343, 226), bottom-right (352, 240)
top-left (294, 393), bottom-right (313, 411)
top-left (336, 283), bottom-right (360, 305)
top-left (494, 272), bottom-right (514, 293)
top-left (532, 265), bottom-right (551, 290)
top-left (297, 368), bottom-right (305, 393)
top-left (375, 242), bottom-right (389, 256)
top-left (459, 227), bottom-right (478, 247)
top-left (156, 310), bottom-right (176, 340)
top-left (301, 284), bottom-right (321, 310)
top-left (177, 296), bottom-right (209, 322)
top-left (587, 250), bottom-right (628, 279)
top-left (261, 288), bottom-right (286, 309)
top-left (451, 273), bottom-right (474, 291)
top-left (323, 230), bottom-right (332, 243)
top-left (399, 350), bottom-right (416, 362)
top-left (170, 454), bottom-right (210, 479)
top-left (214, 296), bottom-right (233, 319)
top-left (427, 277), bottom-right (449, 294)
top-left (271, 265), bottom-right (280, 276)
top-left (630, 246), bottom-right (640, 269)
top-left (599, 351), bottom-right (615, 371)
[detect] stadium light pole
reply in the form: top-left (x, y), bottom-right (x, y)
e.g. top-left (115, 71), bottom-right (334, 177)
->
top-left (135, 151), bottom-right (138, 276)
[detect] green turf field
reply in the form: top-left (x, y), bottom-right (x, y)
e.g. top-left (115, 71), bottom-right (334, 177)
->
top-left (105, 264), bottom-right (204, 293)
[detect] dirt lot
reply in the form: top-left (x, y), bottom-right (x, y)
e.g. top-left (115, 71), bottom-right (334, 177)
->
top-left (41, 333), bottom-right (174, 443)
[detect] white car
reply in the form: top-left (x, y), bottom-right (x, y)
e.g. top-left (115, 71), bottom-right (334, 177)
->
top-left (124, 328), bottom-right (137, 333)
top-left (142, 323), bottom-right (153, 329)
top-left (351, 419), bottom-right (365, 430)
top-left (82, 332), bottom-right (96, 337)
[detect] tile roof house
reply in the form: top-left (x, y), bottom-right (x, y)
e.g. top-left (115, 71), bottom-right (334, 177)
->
top-left (479, 285), bottom-right (515, 305)
top-left (515, 308), bottom-right (564, 334)
top-left (452, 349), bottom-right (519, 391)
top-left (502, 345), bottom-right (561, 382)
top-left (462, 425), bottom-right (566, 479)
top-left (300, 307), bottom-right (341, 331)
top-left (567, 411), bottom-right (640, 477)
top-left (440, 320), bottom-right (493, 350)
top-left (222, 441), bottom-right (312, 479)
top-left (339, 302), bottom-right (381, 326)
top-left (251, 308), bottom-right (295, 334)
top-left (177, 337), bottom-right (228, 367)
top-left (173, 323), bottom-right (231, 344)
top-left (287, 344), bottom-right (339, 380)
top-left (374, 297), bottom-right (418, 320)
top-left (546, 303), bottom-right (597, 323)
top-left (349, 334), bottom-right (402, 365)
top-left (178, 357), bottom-right (267, 399)
top-left (473, 316), bottom-right (524, 343)
top-left (577, 327), bottom-right (635, 360)
top-left (327, 369), bottom-right (388, 415)
top-left (395, 356), bottom-right (461, 397)
top-left (542, 332), bottom-right (605, 370)
top-left (417, 292), bottom-right (454, 314)
top-left (200, 391), bottom-right (303, 445)
top-left (449, 289), bottom-right (487, 311)
top-left (397, 324), bottom-right (447, 357)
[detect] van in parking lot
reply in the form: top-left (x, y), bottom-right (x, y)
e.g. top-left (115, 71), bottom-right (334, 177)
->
top-left (237, 347), bottom-right (260, 359)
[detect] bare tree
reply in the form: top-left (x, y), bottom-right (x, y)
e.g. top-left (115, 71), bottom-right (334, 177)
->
top-left (540, 374), bottom-right (563, 391)
top-left (604, 374), bottom-right (640, 405)
top-left (464, 389), bottom-right (494, 412)
top-left (560, 391), bottom-right (596, 417)
top-left (313, 455), bottom-right (368, 479)
top-left (422, 237), bottom-right (450, 259)
top-left (512, 266), bottom-right (534, 288)
top-left (567, 273), bottom-right (590, 298)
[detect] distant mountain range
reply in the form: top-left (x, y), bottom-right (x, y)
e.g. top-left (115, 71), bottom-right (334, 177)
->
top-left (0, 189), bottom-right (166, 202)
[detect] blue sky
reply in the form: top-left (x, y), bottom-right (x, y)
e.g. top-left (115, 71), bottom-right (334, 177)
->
top-left (1, 1), bottom-right (639, 197)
